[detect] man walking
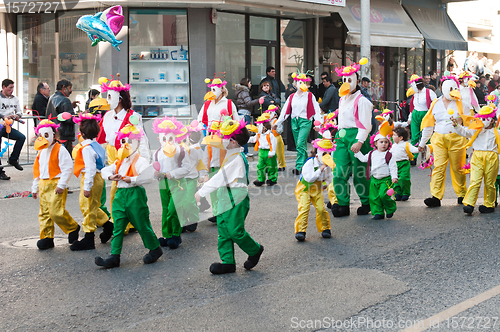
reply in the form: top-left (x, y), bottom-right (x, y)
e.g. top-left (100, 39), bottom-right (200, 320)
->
top-left (0, 79), bottom-right (26, 179)
top-left (31, 82), bottom-right (50, 124)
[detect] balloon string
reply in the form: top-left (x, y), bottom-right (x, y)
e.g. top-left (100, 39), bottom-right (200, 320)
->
top-left (92, 45), bottom-right (98, 88)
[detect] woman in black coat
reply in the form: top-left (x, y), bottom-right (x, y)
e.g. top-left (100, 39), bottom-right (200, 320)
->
top-left (258, 81), bottom-right (280, 112)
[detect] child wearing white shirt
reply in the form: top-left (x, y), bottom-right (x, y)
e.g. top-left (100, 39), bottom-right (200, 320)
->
top-left (248, 119), bottom-right (278, 186)
top-left (390, 126), bottom-right (419, 201)
top-left (355, 134), bottom-right (398, 220)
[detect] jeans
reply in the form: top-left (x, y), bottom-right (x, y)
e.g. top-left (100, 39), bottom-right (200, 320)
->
top-left (0, 126), bottom-right (26, 171)
top-left (240, 114), bottom-right (251, 154)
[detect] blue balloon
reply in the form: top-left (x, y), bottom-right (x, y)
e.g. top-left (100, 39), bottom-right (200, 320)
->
top-left (76, 12), bottom-right (123, 51)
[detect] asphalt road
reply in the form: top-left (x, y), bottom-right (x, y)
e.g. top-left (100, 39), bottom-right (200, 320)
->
top-left (0, 152), bottom-right (499, 332)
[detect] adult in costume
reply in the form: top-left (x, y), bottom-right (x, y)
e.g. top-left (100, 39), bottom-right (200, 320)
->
top-left (419, 75), bottom-right (469, 207)
top-left (459, 71), bottom-right (480, 115)
top-left (330, 59), bottom-right (373, 217)
top-left (274, 71), bottom-right (322, 175)
top-left (407, 75), bottom-right (437, 162)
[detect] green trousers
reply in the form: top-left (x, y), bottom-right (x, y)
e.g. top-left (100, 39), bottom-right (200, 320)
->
top-left (100, 180), bottom-right (111, 220)
top-left (257, 149), bottom-right (278, 182)
top-left (332, 128), bottom-right (371, 206)
top-left (159, 178), bottom-right (186, 237)
top-left (291, 117), bottom-right (312, 171)
top-left (110, 186), bottom-right (159, 255)
top-left (216, 192), bottom-right (260, 265)
top-left (410, 110), bottom-right (427, 160)
top-left (183, 178), bottom-right (200, 224)
top-left (369, 176), bottom-right (397, 216)
top-left (394, 160), bottom-right (411, 196)
top-left (210, 167), bottom-right (220, 217)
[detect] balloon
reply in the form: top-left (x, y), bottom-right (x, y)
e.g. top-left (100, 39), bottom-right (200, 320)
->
top-left (313, 120), bottom-right (321, 127)
top-left (220, 109), bottom-right (228, 117)
top-left (387, 188), bottom-right (394, 196)
top-left (338, 129), bottom-right (346, 138)
top-left (76, 12), bottom-right (123, 51)
top-left (191, 120), bottom-right (199, 128)
top-left (62, 112), bottom-right (72, 120)
top-left (259, 97), bottom-right (265, 105)
top-left (57, 114), bottom-right (65, 122)
top-left (153, 161), bottom-right (161, 171)
top-left (359, 57), bottom-right (368, 65)
top-left (447, 109), bottom-right (454, 115)
top-left (205, 78), bottom-right (211, 83)
top-left (98, 77), bottom-right (109, 85)
top-left (129, 115), bottom-right (140, 125)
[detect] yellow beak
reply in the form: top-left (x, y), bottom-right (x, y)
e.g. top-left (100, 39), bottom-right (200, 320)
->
top-left (339, 83), bottom-right (351, 97)
top-left (117, 143), bottom-right (132, 160)
top-left (201, 135), bottom-right (225, 150)
top-left (469, 118), bottom-right (484, 130)
top-left (299, 83), bottom-right (308, 92)
top-left (375, 115), bottom-right (385, 122)
top-left (246, 124), bottom-right (258, 133)
top-left (34, 136), bottom-right (49, 151)
top-left (406, 87), bottom-right (415, 98)
top-left (321, 154), bottom-right (335, 169)
top-left (450, 89), bottom-right (462, 100)
top-left (204, 91), bottom-right (216, 101)
top-left (468, 80), bottom-right (476, 88)
top-left (163, 143), bottom-right (177, 158)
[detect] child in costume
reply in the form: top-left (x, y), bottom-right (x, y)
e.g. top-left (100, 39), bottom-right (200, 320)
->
top-left (320, 113), bottom-right (339, 210)
top-left (390, 126), bottom-right (419, 201)
top-left (266, 105), bottom-right (286, 171)
top-left (71, 113), bottom-right (112, 250)
top-left (32, 120), bottom-right (80, 250)
top-left (95, 123), bottom-right (162, 268)
top-left (152, 117), bottom-right (191, 249)
top-left (294, 137), bottom-right (335, 242)
top-left (355, 134), bottom-right (398, 220)
top-left (451, 105), bottom-right (500, 214)
top-left (195, 118), bottom-right (264, 275)
top-left (248, 113), bottom-right (278, 186)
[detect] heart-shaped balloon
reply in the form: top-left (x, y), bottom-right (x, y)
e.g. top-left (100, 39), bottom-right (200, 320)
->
top-left (129, 115), bottom-right (140, 125)
top-left (338, 129), bottom-right (346, 138)
top-left (387, 188), bottom-right (394, 196)
top-left (153, 161), bottom-right (161, 171)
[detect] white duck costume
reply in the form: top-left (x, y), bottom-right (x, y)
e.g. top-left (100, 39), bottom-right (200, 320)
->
top-left (198, 75), bottom-right (239, 129)
top-left (459, 71), bottom-right (480, 114)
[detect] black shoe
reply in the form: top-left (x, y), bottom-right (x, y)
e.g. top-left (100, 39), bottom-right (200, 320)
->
top-left (321, 229), bottom-right (332, 238)
top-left (37, 238), bottom-right (54, 250)
top-left (295, 232), bottom-right (306, 242)
top-left (266, 179), bottom-right (277, 186)
top-left (479, 205), bottom-right (494, 214)
top-left (198, 197), bottom-right (211, 212)
top-left (127, 227), bottom-right (137, 233)
top-left (332, 205), bottom-right (350, 217)
top-left (326, 202), bottom-right (332, 209)
top-left (386, 213), bottom-right (394, 218)
top-left (424, 196), bottom-right (441, 207)
top-left (410, 160), bottom-right (417, 166)
top-left (210, 262), bottom-right (236, 274)
top-left (70, 232), bottom-right (95, 251)
top-left (167, 235), bottom-right (182, 249)
top-left (68, 225), bottom-right (80, 244)
top-left (159, 237), bottom-right (170, 247)
top-left (291, 168), bottom-right (301, 175)
top-left (278, 167), bottom-right (286, 172)
top-left (357, 204), bottom-right (371, 215)
top-left (253, 180), bottom-right (264, 187)
top-left (243, 245), bottom-right (264, 270)
top-left (0, 172), bottom-right (10, 180)
top-left (95, 254), bottom-right (120, 268)
top-left (143, 246), bottom-right (163, 264)
top-left (457, 197), bottom-right (464, 205)
top-left (402, 195), bottom-right (410, 201)
top-left (463, 205), bottom-right (474, 214)
top-left (372, 214), bottom-right (384, 220)
top-left (208, 216), bottom-right (217, 223)
top-left (183, 223), bottom-right (198, 233)
top-left (100, 221), bottom-right (114, 244)
top-left (496, 201), bottom-right (498, 207)
top-left (8, 160), bottom-right (23, 171)
top-left (395, 194), bottom-right (402, 201)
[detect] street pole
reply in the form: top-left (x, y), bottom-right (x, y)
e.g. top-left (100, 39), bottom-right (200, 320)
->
top-left (360, 0), bottom-right (371, 80)
top-left (315, 16), bottom-right (320, 82)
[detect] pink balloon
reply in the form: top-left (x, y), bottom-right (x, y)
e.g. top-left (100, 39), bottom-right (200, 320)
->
top-left (387, 188), bottom-right (394, 196)
top-left (153, 161), bottom-right (161, 171)
top-left (191, 120), bottom-right (199, 127)
top-left (259, 97), bottom-right (265, 105)
top-left (313, 120), bottom-right (321, 126)
top-left (220, 109), bottom-right (228, 116)
top-left (61, 112), bottom-right (72, 120)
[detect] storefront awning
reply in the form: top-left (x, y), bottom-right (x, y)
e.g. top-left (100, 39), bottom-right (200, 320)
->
top-left (339, 0), bottom-right (423, 48)
top-left (403, 4), bottom-right (467, 51)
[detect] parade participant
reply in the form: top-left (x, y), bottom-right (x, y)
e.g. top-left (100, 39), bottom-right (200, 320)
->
top-left (355, 133), bottom-right (398, 220)
top-left (451, 105), bottom-right (500, 214)
top-left (266, 105), bottom-right (286, 171)
top-left (152, 117), bottom-right (191, 249)
top-left (70, 113), bottom-right (112, 250)
top-left (96, 124), bottom-right (161, 268)
top-left (31, 119), bottom-right (80, 250)
top-left (419, 75), bottom-right (469, 207)
top-left (274, 71), bottom-right (323, 175)
top-left (248, 113), bottom-right (278, 186)
top-left (195, 118), bottom-right (264, 275)
top-left (459, 71), bottom-right (480, 115)
top-left (406, 75), bottom-right (437, 163)
top-left (294, 137), bottom-right (335, 242)
top-left (330, 59), bottom-right (373, 217)
top-left (390, 126), bottom-right (419, 201)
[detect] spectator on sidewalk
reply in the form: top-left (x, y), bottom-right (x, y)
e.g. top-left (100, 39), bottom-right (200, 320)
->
top-left (259, 66), bottom-right (285, 106)
top-left (319, 76), bottom-right (339, 113)
top-left (46, 79), bottom-right (79, 154)
top-left (429, 71), bottom-right (437, 88)
top-left (235, 77), bottom-right (259, 156)
top-left (318, 72), bottom-right (329, 99)
top-left (31, 82), bottom-right (50, 123)
top-left (360, 77), bottom-right (373, 103)
top-left (474, 77), bottom-right (486, 105)
top-left (0, 78), bottom-right (26, 180)
top-left (85, 89), bottom-right (100, 111)
top-left (423, 74), bottom-right (431, 88)
top-left (488, 70), bottom-right (500, 93)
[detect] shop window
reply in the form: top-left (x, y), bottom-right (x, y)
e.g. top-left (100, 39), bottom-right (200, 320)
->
top-left (281, 19), bottom-right (305, 98)
top-left (129, 9), bottom-right (189, 118)
top-left (250, 16), bottom-right (277, 41)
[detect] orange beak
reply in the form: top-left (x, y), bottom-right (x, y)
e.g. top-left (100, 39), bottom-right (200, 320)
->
top-left (321, 154), bottom-right (335, 169)
top-left (117, 143), bottom-right (132, 160)
top-left (163, 143), bottom-right (177, 158)
top-left (204, 91), bottom-right (216, 101)
top-left (450, 89), bottom-right (461, 100)
top-left (34, 136), bottom-right (49, 151)
top-left (339, 83), bottom-right (351, 97)
top-left (406, 87), bottom-right (415, 98)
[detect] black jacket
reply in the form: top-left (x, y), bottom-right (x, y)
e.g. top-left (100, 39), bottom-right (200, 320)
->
top-left (31, 92), bottom-right (48, 117)
top-left (259, 91), bottom-right (280, 112)
top-left (259, 76), bottom-right (285, 105)
top-left (46, 91), bottom-right (75, 140)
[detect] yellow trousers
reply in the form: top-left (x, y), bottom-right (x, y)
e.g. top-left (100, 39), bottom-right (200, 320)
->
top-left (430, 132), bottom-right (467, 200)
top-left (38, 179), bottom-right (79, 239)
top-left (79, 173), bottom-right (109, 233)
top-left (463, 151), bottom-right (499, 208)
top-left (327, 182), bottom-right (338, 205)
top-left (294, 181), bottom-right (331, 233)
top-left (276, 134), bottom-right (286, 169)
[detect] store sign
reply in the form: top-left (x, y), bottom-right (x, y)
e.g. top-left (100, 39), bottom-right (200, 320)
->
top-left (295, 0), bottom-right (345, 7)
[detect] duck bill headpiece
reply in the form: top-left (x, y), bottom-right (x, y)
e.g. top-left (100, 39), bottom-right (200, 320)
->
top-left (204, 73), bottom-right (227, 101)
top-left (291, 70), bottom-right (312, 92)
top-left (335, 58), bottom-right (367, 97)
top-left (34, 119), bottom-right (60, 150)
top-left (406, 74), bottom-right (421, 97)
top-left (441, 75), bottom-right (461, 101)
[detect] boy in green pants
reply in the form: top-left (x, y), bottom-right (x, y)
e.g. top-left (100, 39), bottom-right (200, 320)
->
top-left (248, 114), bottom-right (278, 186)
top-left (390, 126), bottom-right (419, 201)
top-left (196, 118), bottom-right (264, 274)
